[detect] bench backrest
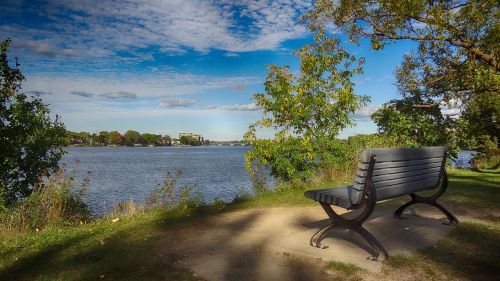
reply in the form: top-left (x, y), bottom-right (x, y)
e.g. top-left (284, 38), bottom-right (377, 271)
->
top-left (349, 146), bottom-right (447, 205)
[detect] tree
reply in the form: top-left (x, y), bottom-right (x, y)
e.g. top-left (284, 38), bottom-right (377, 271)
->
top-left (305, 0), bottom-right (499, 150)
top-left (161, 135), bottom-right (172, 146)
top-left (65, 131), bottom-right (91, 145)
top-left (244, 33), bottom-right (368, 182)
top-left (123, 130), bottom-right (143, 146)
top-left (179, 135), bottom-right (201, 146)
top-left (97, 131), bottom-right (109, 145)
top-left (142, 133), bottom-right (162, 146)
top-left (0, 39), bottom-right (66, 208)
top-left (107, 131), bottom-right (123, 145)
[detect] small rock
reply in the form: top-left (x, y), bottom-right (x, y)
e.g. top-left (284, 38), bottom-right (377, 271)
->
top-left (100, 274), bottom-right (105, 278)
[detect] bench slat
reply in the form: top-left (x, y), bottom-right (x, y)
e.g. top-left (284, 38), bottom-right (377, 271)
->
top-left (376, 176), bottom-right (440, 200)
top-left (357, 157), bottom-right (443, 171)
top-left (304, 187), bottom-right (354, 209)
top-left (354, 166), bottom-right (442, 186)
top-left (357, 160), bottom-right (443, 176)
top-left (358, 146), bottom-right (446, 163)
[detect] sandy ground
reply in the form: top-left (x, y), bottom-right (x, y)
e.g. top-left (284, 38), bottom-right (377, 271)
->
top-left (157, 204), bottom-right (457, 281)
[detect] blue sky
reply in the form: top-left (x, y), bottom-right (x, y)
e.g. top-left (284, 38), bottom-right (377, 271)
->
top-left (0, 0), bottom-right (418, 140)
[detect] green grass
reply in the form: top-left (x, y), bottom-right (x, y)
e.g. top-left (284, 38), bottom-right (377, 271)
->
top-left (384, 221), bottom-right (500, 281)
top-left (0, 208), bottom-right (206, 281)
top-left (326, 260), bottom-right (363, 275)
top-left (0, 168), bottom-right (499, 280)
top-left (444, 168), bottom-right (500, 210)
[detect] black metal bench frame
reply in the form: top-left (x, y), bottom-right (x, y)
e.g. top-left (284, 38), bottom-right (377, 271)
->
top-left (309, 154), bottom-right (459, 261)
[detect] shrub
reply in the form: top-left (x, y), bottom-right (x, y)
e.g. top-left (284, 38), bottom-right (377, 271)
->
top-left (145, 170), bottom-right (204, 210)
top-left (1, 167), bottom-right (91, 231)
top-left (0, 39), bottom-right (67, 208)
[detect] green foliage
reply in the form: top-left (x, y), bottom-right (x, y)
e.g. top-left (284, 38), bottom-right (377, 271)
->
top-left (1, 167), bottom-right (90, 231)
top-left (65, 131), bottom-right (91, 145)
top-left (94, 131), bottom-right (109, 145)
top-left (145, 170), bottom-right (204, 210)
top-left (107, 130), bottom-right (123, 145)
top-left (245, 33), bottom-right (368, 182)
top-left (179, 135), bottom-right (201, 146)
top-left (371, 100), bottom-right (458, 154)
top-left (123, 130), bottom-right (143, 146)
top-left (305, 0), bottom-right (499, 154)
top-left (141, 133), bottom-right (162, 146)
top-left (65, 130), bottom-right (173, 146)
top-left (0, 39), bottom-right (66, 207)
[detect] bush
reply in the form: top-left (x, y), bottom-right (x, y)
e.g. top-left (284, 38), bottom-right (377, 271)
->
top-left (317, 134), bottom-right (404, 182)
top-left (145, 170), bottom-right (204, 210)
top-left (0, 39), bottom-right (67, 207)
top-left (1, 167), bottom-right (91, 231)
top-left (472, 135), bottom-right (499, 170)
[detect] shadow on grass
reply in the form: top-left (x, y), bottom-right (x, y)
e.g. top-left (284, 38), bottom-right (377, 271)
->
top-left (0, 202), bottom-right (333, 281)
top-left (0, 210), bottom-right (204, 281)
top-left (387, 222), bottom-right (500, 281)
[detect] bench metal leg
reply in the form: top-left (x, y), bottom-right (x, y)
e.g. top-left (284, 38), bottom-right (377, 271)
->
top-left (394, 170), bottom-right (459, 225)
top-left (394, 195), bottom-right (458, 225)
top-left (310, 202), bottom-right (388, 261)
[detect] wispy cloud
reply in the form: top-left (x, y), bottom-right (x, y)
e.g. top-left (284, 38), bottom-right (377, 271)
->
top-left (70, 91), bottom-right (94, 98)
top-left (160, 98), bottom-right (196, 108)
top-left (0, 0), bottom-right (312, 62)
top-left (224, 52), bottom-right (240, 57)
top-left (224, 103), bottom-right (262, 111)
top-left (24, 72), bottom-right (258, 99)
top-left (99, 91), bottom-right (137, 99)
top-left (351, 104), bottom-right (381, 120)
top-left (26, 90), bottom-right (52, 96)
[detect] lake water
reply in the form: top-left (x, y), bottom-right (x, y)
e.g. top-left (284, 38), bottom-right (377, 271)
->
top-left (62, 146), bottom-right (256, 216)
top-left (62, 147), bottom-right (475, 216)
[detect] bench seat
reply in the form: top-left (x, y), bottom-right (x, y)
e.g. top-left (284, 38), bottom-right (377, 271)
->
top-left (304, 186), bottom-right (358, 209)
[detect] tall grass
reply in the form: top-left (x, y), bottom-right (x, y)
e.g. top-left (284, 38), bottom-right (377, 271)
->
top-left (1, 167), bottom-right (91, 232)
top-left (112, 170), bottom-right (205, 218)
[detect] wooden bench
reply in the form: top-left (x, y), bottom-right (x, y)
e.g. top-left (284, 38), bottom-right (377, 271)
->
top-left (304, 146), bottom-right (459, 261)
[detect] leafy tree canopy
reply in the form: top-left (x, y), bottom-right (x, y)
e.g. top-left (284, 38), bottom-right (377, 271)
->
top-left (0, 39), bottom-right (66, 208)
top-left (244, 33), bottom-right (369, 182)
top-left (305, 0), bottom-right (499, 152)
top-left (123, 130), bottom-right (143, 146)
top-left (142, 133), bottom-right (162, 146)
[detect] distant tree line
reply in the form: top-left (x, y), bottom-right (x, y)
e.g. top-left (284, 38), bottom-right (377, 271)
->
top-left (179, 135), bottom-right (210, 146)
top-left (66, 130), bottom-right (175, 146)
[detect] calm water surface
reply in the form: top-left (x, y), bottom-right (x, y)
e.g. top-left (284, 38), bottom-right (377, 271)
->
top-left (62, 146), bottom-right (256, 216)
top-left (62, 147), bottom-right (474, 216)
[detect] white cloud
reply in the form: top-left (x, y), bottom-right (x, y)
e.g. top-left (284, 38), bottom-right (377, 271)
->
top-left (0, 0), bottom-right (313, 61)
top-left (25, 90), bottom-right (52, 96)
top-left (224, 52), bottom-right (240, 57)
top-left (70, 91), bottom-right (94, 98)
top-left (224, 103), bottom-right (262, 111)
top-left (351, 104), bottom-right (381, 120)
top-left (99, 91), bottom-right (137, 99)
top-left (23, 72), bottom-right (258, 99)
top-left (160, 98), bottom-right (196, 108)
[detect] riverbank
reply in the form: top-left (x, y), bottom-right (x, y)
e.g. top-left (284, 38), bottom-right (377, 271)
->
top-left (1, 168), bottom-right (499, 280)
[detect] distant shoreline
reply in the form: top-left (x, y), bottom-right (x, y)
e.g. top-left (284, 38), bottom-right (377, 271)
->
top-left (66, 144), bottom-right (249, 148)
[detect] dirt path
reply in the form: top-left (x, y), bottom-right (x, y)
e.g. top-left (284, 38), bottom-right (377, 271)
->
top-left (156, 205), bottom-right (457, 281)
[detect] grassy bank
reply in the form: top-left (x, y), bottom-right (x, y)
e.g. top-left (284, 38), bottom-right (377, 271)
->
top-left (1, 168), bottom-right (499, 280)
